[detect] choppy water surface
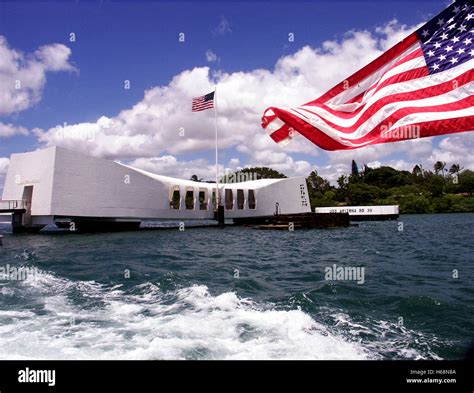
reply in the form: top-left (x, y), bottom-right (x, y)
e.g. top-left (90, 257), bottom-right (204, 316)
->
top-left (0, 214), bottom-right (472, 360)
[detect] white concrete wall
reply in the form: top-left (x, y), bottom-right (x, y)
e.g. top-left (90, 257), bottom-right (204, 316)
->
top-left (2, 148), bottom-right (56, 216)
top-left (2, 146), bottom-right (311, 221)
top-left (223, 177), bottom-right (310, 217)
top-left (50, 147), bottom-right (198, 219)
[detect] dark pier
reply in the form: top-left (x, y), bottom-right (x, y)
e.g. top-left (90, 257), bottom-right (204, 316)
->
top-left (233, 212), bottom-right (351, 229)
top-left (0, 200), bottom-right (44, 233)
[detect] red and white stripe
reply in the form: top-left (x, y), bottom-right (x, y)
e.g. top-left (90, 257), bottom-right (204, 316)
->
top-left (262, 32), bottom-right (474, 151)
top-left (192, 95), bottom-right (214, 112)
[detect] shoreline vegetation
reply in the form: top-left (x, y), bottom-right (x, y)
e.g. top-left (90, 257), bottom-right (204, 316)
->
top-left (212, 161), bottom-right (474, 215)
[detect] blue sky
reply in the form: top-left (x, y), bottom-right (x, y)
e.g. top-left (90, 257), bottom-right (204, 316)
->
top-left (2, 0), bottom-right (472, 187)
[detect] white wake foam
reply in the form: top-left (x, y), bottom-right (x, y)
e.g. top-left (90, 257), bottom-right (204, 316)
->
top-left (0, 270), bottom-right (372, 360)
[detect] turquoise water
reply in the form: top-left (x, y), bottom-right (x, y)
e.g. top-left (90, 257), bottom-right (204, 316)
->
top-left (0, 214), bottom-right (472, 359)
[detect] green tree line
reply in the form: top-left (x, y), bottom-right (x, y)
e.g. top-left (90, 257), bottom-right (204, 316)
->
top-left (309, 160), bottom-right (474, 214)
top-left (201, 161), bottom-right (474, 214)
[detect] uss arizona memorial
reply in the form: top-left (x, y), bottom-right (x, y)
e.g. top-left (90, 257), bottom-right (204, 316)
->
top-left (0, 147), bottom-right (398, 232)
top-left (1, 147), bottom-right (312, 232)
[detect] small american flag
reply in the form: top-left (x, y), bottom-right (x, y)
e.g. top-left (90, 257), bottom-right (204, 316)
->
top-left (192, 91), bottom-right (215, 112)
top-left (262, 1), bottom-right (473, 150)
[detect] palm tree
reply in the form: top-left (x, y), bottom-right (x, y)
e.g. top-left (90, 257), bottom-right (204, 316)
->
top-left (362, 164), bottom-right (371, 176)
top-left (412, 164), bottom-right (422, 176)
top-left (351, 159), bottom-right (359, 177)
top-left (434, 161), bottom-right (446, 177)
top-left (449, 164), bottom-right (462, 175)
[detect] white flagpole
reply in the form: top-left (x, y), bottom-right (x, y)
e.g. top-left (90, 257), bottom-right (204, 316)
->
top-left (214, 85), bottom-right (219, 208)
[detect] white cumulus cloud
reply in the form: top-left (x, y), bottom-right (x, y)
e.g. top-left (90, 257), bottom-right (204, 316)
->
top-left (428, 133), bottom-right (474, 170)
top-left (128, 155), bottom-right (238, 181)
top-left (0, 157), bottom-right (9, 194)
top-left (205, 50), bottom-right (219, 63)
top-left (32, 18), bottom-right (472, 180)
top-left (0, 157), bottom-right (9, 175)
top-left (0, 122), bottom-right (28, 137)
top-left (0, 36), bottom-right (76, 117)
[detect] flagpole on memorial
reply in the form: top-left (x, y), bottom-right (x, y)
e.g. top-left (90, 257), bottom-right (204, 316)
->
top-left (192, 87), bottom-right (224, 226)
top-left (214, 85), bottom-right (219, 207)
top-left (214, 85), bottom-right (224, 226)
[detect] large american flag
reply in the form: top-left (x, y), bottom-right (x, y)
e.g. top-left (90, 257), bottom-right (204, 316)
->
top-left (262, 1), bottom-right (474, 151)
top-left (192, 91), bottom-right (215, 112)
